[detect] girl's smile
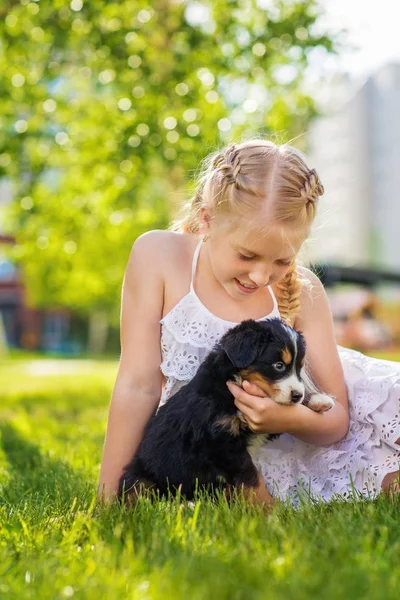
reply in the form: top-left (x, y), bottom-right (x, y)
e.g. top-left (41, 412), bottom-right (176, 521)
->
top-left (234, 278), bottom-right (263, 294)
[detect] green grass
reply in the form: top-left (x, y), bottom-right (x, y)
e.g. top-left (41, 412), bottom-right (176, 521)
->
top-left (1, 357), bottom-right (400, 599)
top-left (366, 350), bottom-right (400, 362)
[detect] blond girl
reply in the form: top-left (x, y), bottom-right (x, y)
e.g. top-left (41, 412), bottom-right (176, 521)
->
top-left (98, 140), bottom-right (400, 505)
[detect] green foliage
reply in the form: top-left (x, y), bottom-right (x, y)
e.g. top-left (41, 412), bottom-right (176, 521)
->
top-left (0, 0), bottom-right (335, 322)
top-left (1, 356), bottom-right (400, 599)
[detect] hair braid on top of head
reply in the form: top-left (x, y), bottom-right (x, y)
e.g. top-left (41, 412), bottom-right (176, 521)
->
top-left (211, 143), bottom-right (242, 189)
top-left (299, 168), bottom-right (324, 207)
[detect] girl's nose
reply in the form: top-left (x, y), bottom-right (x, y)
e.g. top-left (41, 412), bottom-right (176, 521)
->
top-left (249, 267), bottom-right (271, 287)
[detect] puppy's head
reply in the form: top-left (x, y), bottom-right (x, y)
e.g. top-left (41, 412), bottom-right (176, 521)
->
top-left (220, 318), bottom-right (306, 405)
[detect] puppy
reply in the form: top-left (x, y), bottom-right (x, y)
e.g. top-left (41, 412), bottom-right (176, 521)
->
top-left (118, 318), bottom-right (334, 506)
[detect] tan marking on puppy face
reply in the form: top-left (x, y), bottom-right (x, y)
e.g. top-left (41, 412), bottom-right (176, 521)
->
top-left (239, 369), bottom-right (279, 400)
top-left (215, 414), bottom-right (248, 436)
top-left (282, 347), bottom-right (292, 365)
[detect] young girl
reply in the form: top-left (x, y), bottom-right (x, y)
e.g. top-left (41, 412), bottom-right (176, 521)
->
top-left (98, 139), bottom-right (400, 506)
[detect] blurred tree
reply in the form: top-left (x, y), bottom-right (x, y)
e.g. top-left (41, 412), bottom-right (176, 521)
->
top-left (0, 0), bottom-right (336, 345)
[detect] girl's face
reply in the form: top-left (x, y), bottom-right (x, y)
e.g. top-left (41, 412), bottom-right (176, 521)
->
top-left (203, 216), bottom-right (306, 300)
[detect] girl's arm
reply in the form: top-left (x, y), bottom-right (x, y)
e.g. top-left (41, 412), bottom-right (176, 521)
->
top-left (228, 268), bottom-right (350, 446)
top-left (290, 266), bottom-right (349, 443)
top-left (98, 231), bottom-right (166, 503)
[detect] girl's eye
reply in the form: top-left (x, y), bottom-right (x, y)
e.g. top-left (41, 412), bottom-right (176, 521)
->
top-left (237, 253), bottom-right (292, 265)
top-left (273, 362), bottom-right (286, 372)
top-left (238, 253), bottom-right (254, 261)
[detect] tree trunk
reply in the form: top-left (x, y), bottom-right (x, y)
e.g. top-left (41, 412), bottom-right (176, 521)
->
top-left (87, 311), bottom-right (109, 355)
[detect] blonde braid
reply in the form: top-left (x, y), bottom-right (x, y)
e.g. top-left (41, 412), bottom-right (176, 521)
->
top-left (275, 261), bottom-right (302, 327)
top-left (275, 167), bottom-right (324, 326)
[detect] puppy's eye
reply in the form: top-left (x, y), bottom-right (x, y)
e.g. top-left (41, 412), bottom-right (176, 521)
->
top-left (273, 362), bottom-right (286, 372)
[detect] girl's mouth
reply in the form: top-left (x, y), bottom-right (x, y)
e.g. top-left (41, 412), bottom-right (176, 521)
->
top-left (234, 278), bottom-right (259, 294)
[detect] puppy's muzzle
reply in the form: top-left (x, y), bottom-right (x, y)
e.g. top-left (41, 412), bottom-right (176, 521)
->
top-left (274, 375), bottom-right (305, 405)
top-left (235, 372), bottom-right (305, 405)
top-left (291, 390), bottom-right (303, 403)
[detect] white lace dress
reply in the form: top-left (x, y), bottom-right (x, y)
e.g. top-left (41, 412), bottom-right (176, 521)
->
top-left (159, 238), bottom-right (400, 505)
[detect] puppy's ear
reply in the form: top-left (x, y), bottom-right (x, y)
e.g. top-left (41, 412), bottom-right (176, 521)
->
top-left (222, 331), bottom-right (261, 368)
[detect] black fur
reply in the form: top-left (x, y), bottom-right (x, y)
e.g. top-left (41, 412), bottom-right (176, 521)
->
top-left (118, 318), bottom-right (306, 501)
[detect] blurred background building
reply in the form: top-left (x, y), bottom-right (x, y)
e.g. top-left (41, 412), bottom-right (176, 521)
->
top-left (305, 62), bottom-right (400, 351)
top-left (308, 63), bottom-right (400, 271)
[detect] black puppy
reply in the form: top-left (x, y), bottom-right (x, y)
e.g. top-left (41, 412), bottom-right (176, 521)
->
top-left (118, 318), bottom-right (334, 505)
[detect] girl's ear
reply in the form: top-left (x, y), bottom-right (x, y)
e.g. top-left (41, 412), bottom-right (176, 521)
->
top-left (199, 206), bottom-right (213, 236)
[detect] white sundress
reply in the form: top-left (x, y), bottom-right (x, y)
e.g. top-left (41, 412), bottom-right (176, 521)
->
top-left (159, 237), bottom-right (400, 505)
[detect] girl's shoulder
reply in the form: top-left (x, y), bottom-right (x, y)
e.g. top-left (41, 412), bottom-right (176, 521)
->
top-left (131, 228), bottom-right (193, 253)
top-left (293, 265), bottom-right (330, 328)
top-left (130, 229), bottom-right (196, 283)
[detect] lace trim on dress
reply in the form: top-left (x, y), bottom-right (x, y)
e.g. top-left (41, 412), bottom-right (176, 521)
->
top-left (160, 325), bottom-right (208, 380)
top-left (160, 291), bottom-right (279, 348)
top-left (161, 295), bottom-right (233, 348)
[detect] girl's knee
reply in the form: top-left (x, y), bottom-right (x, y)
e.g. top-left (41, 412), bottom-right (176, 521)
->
top-left (381, 470), bottom-right (400, 497)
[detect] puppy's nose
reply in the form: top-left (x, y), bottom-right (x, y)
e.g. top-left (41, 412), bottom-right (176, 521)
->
top-left (291, 391), bottom-right (303, 403)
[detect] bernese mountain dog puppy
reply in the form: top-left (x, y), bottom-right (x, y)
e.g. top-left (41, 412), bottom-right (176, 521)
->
top-left (118, 318), bottom-right (334, 508)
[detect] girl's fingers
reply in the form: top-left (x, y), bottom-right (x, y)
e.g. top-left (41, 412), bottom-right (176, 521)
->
top-left (234, 399), bottom-right (256, 426)
top-left (227, 380), bottom-right (266, 401)
top-left (242, 379), bottom-right (266, 397)
top-left (233, 397), bottom-right (248, 413)
top-left (226, 381), bottom-right (254, 408)
top-left (227, 381), bottom-right (261, 425)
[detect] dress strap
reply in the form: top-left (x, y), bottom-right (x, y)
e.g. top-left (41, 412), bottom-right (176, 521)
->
top-left (268, 285), bottom-right (279, 313)
top-left (190, 236), bottom-right (203, 289)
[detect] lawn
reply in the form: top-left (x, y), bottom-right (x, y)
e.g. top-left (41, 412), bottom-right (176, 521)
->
top-left (1, 355), bottom-right (400, 599)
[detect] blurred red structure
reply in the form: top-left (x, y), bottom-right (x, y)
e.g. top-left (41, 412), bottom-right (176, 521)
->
top-left (0, 234), bottom-right (72, 351)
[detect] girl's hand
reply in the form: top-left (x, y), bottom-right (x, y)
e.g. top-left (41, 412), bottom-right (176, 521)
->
top-left (226, 379), bottom-right (296, 434)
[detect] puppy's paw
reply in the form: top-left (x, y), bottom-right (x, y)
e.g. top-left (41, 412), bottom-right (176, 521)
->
top-left (306, 393), bottom-right (335, 413)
